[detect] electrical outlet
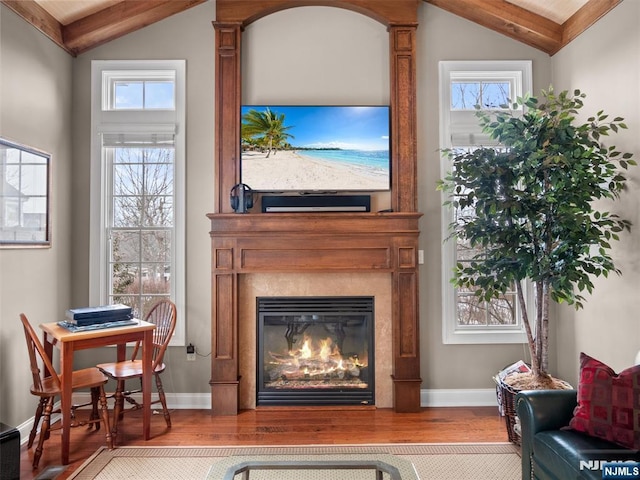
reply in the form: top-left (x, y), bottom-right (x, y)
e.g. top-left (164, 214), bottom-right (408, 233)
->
top-left (186, 343), bottom-right (196, 361)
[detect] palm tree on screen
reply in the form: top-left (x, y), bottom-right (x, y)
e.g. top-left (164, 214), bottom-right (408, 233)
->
top-left (241, 108), bottom-right (294, 158)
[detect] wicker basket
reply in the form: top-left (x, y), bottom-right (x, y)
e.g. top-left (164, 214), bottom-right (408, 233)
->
top-left (496, 379), bottom-right (522, 446)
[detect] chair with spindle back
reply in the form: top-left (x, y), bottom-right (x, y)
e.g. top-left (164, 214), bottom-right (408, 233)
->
top-left (21, 313), bottom-right (113, 469)
top-left (96, 299), bottom-right (177, 440)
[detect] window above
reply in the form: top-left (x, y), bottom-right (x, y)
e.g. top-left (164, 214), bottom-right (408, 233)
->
top-left (102, 70), bottom-right (176, 111)
top-left (451, 80), bottom-right (511, 110)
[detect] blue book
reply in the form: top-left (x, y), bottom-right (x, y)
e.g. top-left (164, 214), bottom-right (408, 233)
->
top-left (68, 313), bottom-right (134, 326)
top-left (66, 304), bottom-right (132, 321)
top-left (58, 319), bottom-right (137, 332)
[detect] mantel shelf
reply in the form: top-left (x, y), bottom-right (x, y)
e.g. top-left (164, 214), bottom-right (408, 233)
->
top-left (207, 212), bottom-right (422, 236)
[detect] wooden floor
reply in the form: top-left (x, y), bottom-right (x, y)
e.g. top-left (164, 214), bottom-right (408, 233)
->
top-left (21, 406), bottom-right (508, 479)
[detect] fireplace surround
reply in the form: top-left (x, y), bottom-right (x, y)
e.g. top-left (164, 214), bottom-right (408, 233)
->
top-left (239, 272), bottom-right (393, 410)
top-left (209, 0), bottom-right (421, 415)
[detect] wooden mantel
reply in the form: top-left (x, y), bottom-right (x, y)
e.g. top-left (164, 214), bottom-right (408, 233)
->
top-left (209, 0), bottom-right (421, 414)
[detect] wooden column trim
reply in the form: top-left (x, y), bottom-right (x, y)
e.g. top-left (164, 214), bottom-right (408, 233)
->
top-left (389, 24), bottom-right (418, 213)
top-left (212, 21), bottom-right (242, 213)
top-left (210, 240), bottom-right (240, 414)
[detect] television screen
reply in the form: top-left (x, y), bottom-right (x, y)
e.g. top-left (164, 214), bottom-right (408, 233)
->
top-left (240, 105), bottom-right (390, 192)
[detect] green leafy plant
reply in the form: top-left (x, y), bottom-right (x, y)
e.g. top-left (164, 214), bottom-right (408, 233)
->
top-left (437, 87), bottom-right (636, 384)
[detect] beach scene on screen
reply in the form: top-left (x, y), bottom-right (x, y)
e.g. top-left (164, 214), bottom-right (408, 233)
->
top-left (241, 105), bottom-right (390, 191)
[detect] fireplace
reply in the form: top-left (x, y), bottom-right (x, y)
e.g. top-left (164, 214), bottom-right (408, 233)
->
top-left (209, 214), bottom-right (422, 414)
top-left (257, 296), bottom-right (374, 406)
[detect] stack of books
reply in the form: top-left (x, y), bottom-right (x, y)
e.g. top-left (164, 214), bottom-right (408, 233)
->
top-left (58, 304), bottom-right (135, 332)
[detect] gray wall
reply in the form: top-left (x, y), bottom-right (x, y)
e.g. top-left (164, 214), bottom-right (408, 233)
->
top-left (552, 0), bottom-right (640, 383)
top-left (0, 6), bottom-right (73, 425)
top-left (1, 0), bottom-right (638, 430)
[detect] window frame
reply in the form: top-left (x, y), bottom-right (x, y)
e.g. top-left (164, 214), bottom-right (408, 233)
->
top-left (90, 60), bottom-right (186, 346)
top-left (439, 60), bottom-right (533, 345)
top-left (0, 138), bottom-right (51, 248)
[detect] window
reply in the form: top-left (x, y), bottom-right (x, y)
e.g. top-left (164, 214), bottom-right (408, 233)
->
top-left (90, 60), bottom-right (185, 345)
top-left (103, 70), bottom-right (176, 110)
top-left (0, 139), bottom-right (50, 247)
top-left (439, 60), bottom-right (532, 344)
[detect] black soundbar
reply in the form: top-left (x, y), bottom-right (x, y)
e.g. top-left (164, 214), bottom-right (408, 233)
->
top-left (261, 195), bottom-right (371, 213)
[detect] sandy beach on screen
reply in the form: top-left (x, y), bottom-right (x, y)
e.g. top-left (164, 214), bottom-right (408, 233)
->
top-left (241, 150), bottom-right (388, 191)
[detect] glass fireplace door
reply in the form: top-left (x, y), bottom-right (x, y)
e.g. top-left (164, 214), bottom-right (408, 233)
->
top-left (257, 296), bottom-right (374, 406)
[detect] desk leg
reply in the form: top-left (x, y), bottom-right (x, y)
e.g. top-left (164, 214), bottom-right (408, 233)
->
top-left (142, 329), bottom-right (152, 440)
top-left (60, 344), bottom-right (73, 465)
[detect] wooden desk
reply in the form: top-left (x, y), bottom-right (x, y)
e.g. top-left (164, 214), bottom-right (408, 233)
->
top-left (40, 320), bottom-right (156, 465)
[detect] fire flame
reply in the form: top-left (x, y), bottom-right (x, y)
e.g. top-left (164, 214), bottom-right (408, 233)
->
top-left (264, 334), bottom-right (367, 383)
top-left (299, 339), bottom-right (313, 359)
top-left (291, 336), bottom-right (343, 365)
top-left (319, 338), bottom-right (333, 362)
top-left (266, 333), bottom-right (368, 388)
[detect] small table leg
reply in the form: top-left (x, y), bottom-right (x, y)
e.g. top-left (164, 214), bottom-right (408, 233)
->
top-left (142, 329), bottom-right (153, 440)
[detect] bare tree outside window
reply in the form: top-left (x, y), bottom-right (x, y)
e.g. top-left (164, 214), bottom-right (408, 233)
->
top-left (108, 146), bottom-right (174, 319)
top-left (451, 81), bottom-right (511, 110)
top-left (453, 185), bottom-right (517, 327)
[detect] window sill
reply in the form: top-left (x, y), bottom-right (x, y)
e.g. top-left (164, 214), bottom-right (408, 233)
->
top-left (442, 328), bottom-right (527, 345)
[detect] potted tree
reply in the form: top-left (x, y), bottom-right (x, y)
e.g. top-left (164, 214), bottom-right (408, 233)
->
top-left (437, 87), bottom-right (636, 439)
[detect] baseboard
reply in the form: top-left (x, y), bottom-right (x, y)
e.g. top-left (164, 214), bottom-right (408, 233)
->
top-left (420, 388), bottom-right (498, 407)
top-left (73, 389), bottom-right (498, 409)
top-left (17, 389), bottom-right (498, 446)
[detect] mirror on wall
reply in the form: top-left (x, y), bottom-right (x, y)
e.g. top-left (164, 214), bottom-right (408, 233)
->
top-left (0, 138), bottom-right (51, 248)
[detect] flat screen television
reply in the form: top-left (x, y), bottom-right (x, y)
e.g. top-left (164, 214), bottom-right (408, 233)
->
top-left (240, 105), bottom-right (390, 192)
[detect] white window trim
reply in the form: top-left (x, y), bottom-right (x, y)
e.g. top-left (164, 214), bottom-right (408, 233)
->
top-left (439, 60), bottom-right (533, 345)
top-left (90, 60), bottom-right (186, 346)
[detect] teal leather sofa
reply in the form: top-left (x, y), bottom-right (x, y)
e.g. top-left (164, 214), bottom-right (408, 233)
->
top-left (516, 389), bottom-right (640, 480)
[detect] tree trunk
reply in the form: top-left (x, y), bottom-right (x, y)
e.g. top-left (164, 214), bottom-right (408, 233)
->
top-left (515, 280), bottom-right (540, 376)
top-left (540, 279), bottom-right (550, 374)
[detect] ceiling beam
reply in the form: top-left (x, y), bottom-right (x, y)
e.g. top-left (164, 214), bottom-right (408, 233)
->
top-left (425, 0), bottom-right (622, 56)
top-left (2, 0), bottom-right (623, 57)
top-left (62, 0), bottom-right (207, 56)
top-left (1, 0), bottom-right (207, 57)
top-left (558, 0), bottom-right (622, 55)
top-left (425, 0), bottom-right (563, 55)
top-left (1, 0), bottom-right (72, 55)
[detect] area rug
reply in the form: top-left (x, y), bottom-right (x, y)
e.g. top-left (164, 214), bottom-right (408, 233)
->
top-left (69, 443), bottom-right (520, 479)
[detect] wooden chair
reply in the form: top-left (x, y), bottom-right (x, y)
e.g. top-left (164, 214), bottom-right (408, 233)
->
top-left (97, 299), bottom-right (177, 440)
top-left (20, 313), bottom-right (113, 469)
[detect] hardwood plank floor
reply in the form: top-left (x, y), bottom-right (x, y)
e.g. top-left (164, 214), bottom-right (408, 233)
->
top-left (21, 406), bottom-right (508, 479)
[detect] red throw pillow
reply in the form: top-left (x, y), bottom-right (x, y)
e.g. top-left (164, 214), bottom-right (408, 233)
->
top-left (569, 352), bottom-right (640, 450)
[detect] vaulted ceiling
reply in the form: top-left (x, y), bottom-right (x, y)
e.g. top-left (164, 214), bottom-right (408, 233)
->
top-left (1, 0), bottom-right (622, 57)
